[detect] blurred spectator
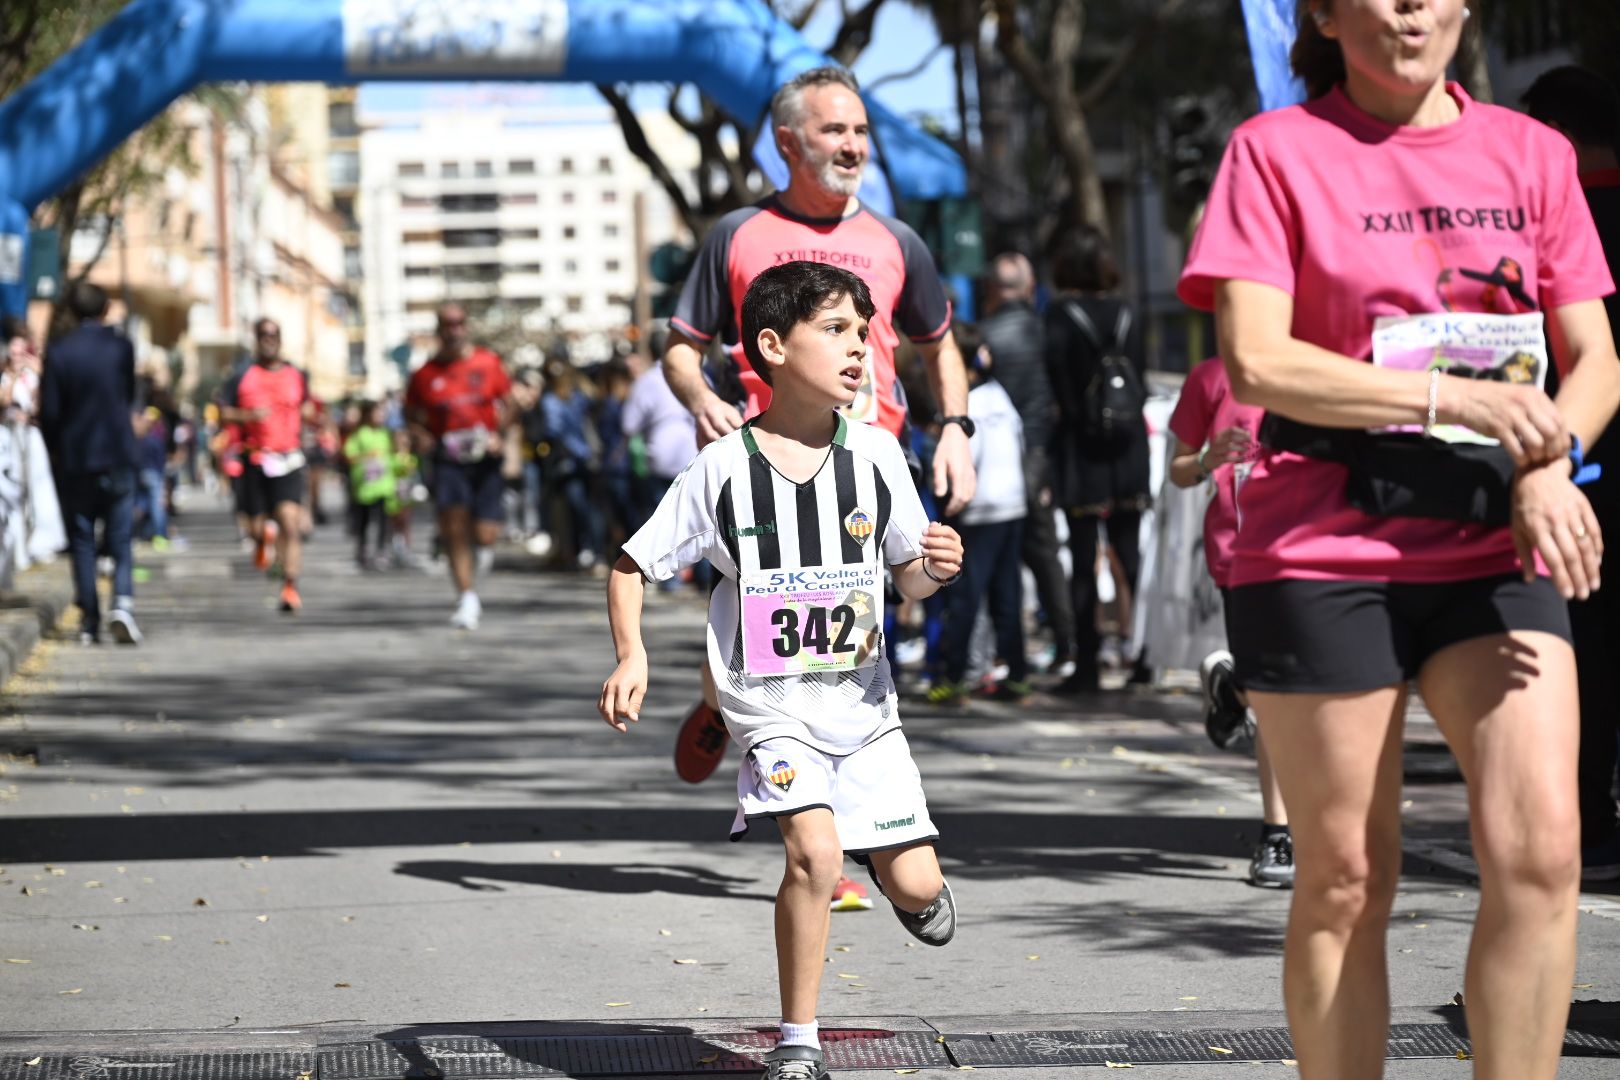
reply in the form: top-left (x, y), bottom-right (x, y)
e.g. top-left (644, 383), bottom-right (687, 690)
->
top-left (539, 360), bottom-right (603, 569)
top-left (132, 407), bottom-right (171, 544)
top-left (1044, 226), bottom-right (1150, 694)
top-left (620, 352), bottom-right (698, 528)
top-left (931, 323), bottom-right (1029, 706)
top-left (390, 427), bottom-right (422, 560)
top-left (41, 281), bottom-right (142, 645)
top-left (344, 400), bottom-right (394, 570)
top-left (2, 316), bottom-right (42, 421)
top-left (978, 252), bottom-right (1074, 676)
top-left (595, 360), bottom-right (638, 557)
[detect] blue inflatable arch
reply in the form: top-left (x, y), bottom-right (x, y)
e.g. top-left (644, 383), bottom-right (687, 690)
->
top-left (0, 0), bottom-right (968, 315)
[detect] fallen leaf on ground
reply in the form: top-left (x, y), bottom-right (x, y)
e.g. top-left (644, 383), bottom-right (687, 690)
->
top-left (658, 929), bottom-right (672, 936)
top-left (837, 973), bottom-right (861, 979)
top-left (334, 983), bottom-right (351, 989)
top-left (1414, 924), bottom-right (1429, 929)
top-left (834, 946), bottom-right (851, 952)
top-left (698, 1054), bottom-right (720, 1065)
top-left (896, 1071), bottom-right (920, 1076)
top-left (255, 915), bottom-right (269, 923)
top-left (155, 936), bottom-right (172, 942)
top-left (58, 989), bottom-right (82, 996)
top-left (83, 881), bottom-right (103, 888)
top-left (1281, 1060), bottom-right (1297, 1067)
top-left (849, 983), bottom-right (867, 988)
top-left (1179, 996), bottom-right (1198, 1002)
top-left (341, 916), bottom-right (355, 924)
top-left (673, 959), bottom-right (698, 965)
top-left (1103, 1063), bottom-right (1133, 1069)
top-left (6, 958), bottom-right (31, 964)
top-left (1575, 983), bottom-right (1594, 989)
top-left (71, 924), bottom-right (98, 932)
top-left (1025, 955), bottom-right (1040, 961)
top-left (19, 886), bottom-right (31, 896)
top-left (193, 898), bottom-right (209, 907)
top-left (23, 1058), bottom-right (40, 1067)
top-left (1455, 1051), bottom-right (1472, 1060)
top-left (1208, 1047), bottom-right (1233, 1054)
top-left (46, 867), bottom-right (65, 876)
top-left (123, 787), bottom-right (144, 795)
top-left (113, 898), bottom-right (127, 904)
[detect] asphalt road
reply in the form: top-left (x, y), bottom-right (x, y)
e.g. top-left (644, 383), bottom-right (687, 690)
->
top-left (2, 493), bottom-right (1617, 1078)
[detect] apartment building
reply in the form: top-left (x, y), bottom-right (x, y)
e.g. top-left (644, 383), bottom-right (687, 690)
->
top-left (360, 105), bottom-right (689, 370)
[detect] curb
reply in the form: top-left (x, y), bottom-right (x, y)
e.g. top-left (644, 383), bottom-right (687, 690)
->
top-left (0, 557), bottom-right (74, 690)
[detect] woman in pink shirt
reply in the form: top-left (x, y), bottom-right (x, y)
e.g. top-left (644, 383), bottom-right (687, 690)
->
top-left (1178, 2), bottom-right (1619, 1076)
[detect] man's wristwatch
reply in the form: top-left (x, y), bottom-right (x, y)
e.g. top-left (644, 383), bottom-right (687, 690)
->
top-left (940, 415), bottom-right (976, 438)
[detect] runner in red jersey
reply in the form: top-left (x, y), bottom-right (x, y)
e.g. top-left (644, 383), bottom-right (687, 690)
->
top-left (406, 304), bottom-right (513, 630)
top-left (658, 67), bottom-right (977, 915)
top-left (221, 318), bottom-right (313, 613)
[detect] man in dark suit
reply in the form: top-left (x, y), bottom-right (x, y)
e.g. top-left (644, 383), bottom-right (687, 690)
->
top-left (40, 281), bottom-right (141, 645)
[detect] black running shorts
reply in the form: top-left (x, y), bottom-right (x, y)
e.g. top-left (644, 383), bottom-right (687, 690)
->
top-left (241, 463), bottom-right (307, 518)
top-left (1226, 573), bottom-right (1571, 694)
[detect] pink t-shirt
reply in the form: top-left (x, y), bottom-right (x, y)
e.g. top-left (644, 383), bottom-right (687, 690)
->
top-left (1178, 84), bottom-right (1615, 586)
top-left (1169, 358), bottom-right (1263, 587)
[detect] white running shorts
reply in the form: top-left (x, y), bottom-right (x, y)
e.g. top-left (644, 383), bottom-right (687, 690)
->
top-left (729, 730), bottom-right (939, 855)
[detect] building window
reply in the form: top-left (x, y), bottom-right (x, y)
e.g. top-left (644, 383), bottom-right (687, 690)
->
top-left (398, 162), bottom-right (425, 178)
top-left (561, 191), bottom-right (575, 206)
top-left (559, 157), bottom-right (574, 174)
top-left (504, 193), bottom-right (538, 206)
top-left (327, 150), bottom-right (360, 186)
top-left (344, 248), bottom-right (363, 280)
top-left (598, 156), bottom-right (613, 174)
top-left (565, 296), bottom-right (583, 313)
top-left (473, 161), bottom-right (493, 178)
top-left (509, 159), bottom-right (535, 175)
top-left (402, 230), bottom-right (441, 243)
top-left (562, 225), bottom-right (576, 240)
top-left (504, 228), bottom-right (540, 240)
top-left (333, 195), bottom-right (359, 229)
top-left (602, 190), bottom-right (618, 205)
top-left (348, 341), bottom-right (367, 376)
top-left (441, 162), bottom-right (461, 178)
top-left (441, 193), bottom-right (500, 212)
top-left (508, 263), bottom-right (541, 275)
top-left (405, 266), bottom-right (437, 278)
top-left (443, 228), bottom-right (500, 249)
top-left (444, 263), bottom-right (502, 283)
top-left (605, 259), bottom-right (621, 273)
top-left (563, 259), bottom-right (578, 274)
top-left (400, 195), bottom-right (434, 209)
top-left (603, 224), bottom-right (619, 239)
top-left (329, 102), bottom-right (358, 138)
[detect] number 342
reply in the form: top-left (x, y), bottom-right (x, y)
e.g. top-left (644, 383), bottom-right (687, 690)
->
top-left (771, 604), bottom-right (860, 658)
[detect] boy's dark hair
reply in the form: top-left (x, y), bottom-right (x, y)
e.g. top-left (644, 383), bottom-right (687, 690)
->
top-left (740, 261), bottom-right (876, 386)
top-left (1523, 65), bottom-right (1620, 153)
top-left (65, 280), bottom-right (110, 322)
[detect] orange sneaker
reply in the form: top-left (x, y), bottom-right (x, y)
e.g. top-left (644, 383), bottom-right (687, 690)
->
top-left (278, 582), bottom-right (302, 613)
top-left (673, 701), bottom-right (729, 784)
top-left (253, 521), bottom-right (278, 571)
top-left (831, 875), bottom-right (873, 912)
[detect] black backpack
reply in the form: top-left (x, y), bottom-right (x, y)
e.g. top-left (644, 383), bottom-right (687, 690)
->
top-left (1064, 300), bottom-right (1144, 447)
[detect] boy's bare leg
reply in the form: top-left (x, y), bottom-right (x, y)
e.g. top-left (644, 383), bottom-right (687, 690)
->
top-left (866, 842), bottom-right (944, 912)
top-left (775, 809), bottom-right (843, 1023)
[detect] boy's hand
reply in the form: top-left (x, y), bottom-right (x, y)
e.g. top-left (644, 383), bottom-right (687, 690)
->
top-left (599, 651), bottom-right (649, 732)
top-left (922, 522), bottom-right (963, 581)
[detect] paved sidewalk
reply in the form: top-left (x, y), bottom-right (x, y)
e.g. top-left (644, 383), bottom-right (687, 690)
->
top-left (1, 495), bottom-right (1617, 1077)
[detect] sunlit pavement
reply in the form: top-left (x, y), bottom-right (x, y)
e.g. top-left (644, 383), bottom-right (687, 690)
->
top-left (2, 492), bottom-right (1618, 1077)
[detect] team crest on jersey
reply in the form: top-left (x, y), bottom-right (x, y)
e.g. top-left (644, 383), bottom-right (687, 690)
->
top-left (767, 759), bottom-right (797, 792)
top-left (843, 508), bottom-right (874, 546)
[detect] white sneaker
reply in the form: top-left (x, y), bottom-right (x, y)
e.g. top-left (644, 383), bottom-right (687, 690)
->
top-left (450, 592), bottom-right (482, 631)
top-left (108, 607), bottom-right (142, 646)
top-left (524, 532), bottom-right (553, 557)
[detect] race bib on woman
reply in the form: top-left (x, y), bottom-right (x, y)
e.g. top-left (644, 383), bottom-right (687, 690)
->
top-left (739, 567), bottom-right (884, 677)
top-left (1372, 312), bottom-right (1547, 445)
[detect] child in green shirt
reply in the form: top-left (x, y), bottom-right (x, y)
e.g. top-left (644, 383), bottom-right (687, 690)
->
top-left (343, 401), bottom-right (393, 569)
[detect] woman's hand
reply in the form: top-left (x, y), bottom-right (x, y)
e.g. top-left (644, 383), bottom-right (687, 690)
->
top-left (1443, 379), bottom-right (1569, 468)
top-left (1204, 426), bottom-right (1254, 470)
top-left (1512, 461), bottom-right (1603, 600)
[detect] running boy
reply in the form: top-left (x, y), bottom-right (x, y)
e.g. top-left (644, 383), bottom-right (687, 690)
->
top-left (600, 262), bottom-right (962, 1080)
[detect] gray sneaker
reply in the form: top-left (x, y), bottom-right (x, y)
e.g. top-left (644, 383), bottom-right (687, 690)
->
top-left (761, 1045), bottom-right (829, 1080)
top-left (892, 879), bottom-right (957, 946)
top-left (108, 607), bottom-right (142, 646)
top-left (1249, 832), bottom-right (1295, 889)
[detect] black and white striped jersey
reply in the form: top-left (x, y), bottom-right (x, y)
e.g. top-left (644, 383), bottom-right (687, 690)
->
top-left (623, 414), bottom-right (929, 754)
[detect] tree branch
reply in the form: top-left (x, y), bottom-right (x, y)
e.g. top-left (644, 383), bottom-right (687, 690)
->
top-left (864, 42), bottom-right (947, 93)
top-left (991, 0), bottom-right (1057, 110)
top-left (1078, 0), bottom-right (1191, 111)
top-left (828, 0), bottom-right (887, 67)
top-left (596, 84), bottom-right (699, 236)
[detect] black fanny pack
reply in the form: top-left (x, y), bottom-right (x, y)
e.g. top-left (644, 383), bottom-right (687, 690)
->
top-left (1261, 414), bottom-right (1514, 527)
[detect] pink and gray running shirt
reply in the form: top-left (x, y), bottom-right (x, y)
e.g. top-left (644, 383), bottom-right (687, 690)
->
top-left (671, 196), bottom-right (953, 438)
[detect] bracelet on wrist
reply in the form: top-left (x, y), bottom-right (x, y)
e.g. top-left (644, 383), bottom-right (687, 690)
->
top-left (1196, 444), bottom-right (1211, 478)
top-left (922, 562), bottom-right (960, 586)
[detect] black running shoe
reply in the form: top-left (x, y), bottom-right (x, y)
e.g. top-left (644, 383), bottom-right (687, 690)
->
top-left (1200, 650), bottom-right (1253, 751)
top-left (1248, 832), bottom-right (1295, 889)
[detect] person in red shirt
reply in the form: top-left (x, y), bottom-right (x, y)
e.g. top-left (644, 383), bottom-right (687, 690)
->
top-left (221, 318), bottom-right (314, 613)
top-left (406, 304), bottom-right (513, 630)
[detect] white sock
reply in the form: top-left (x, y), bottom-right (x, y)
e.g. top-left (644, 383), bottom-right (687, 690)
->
top-left (779, 1020), bottom-right (819, 1049)
top-left (475, 545), bottom-right (494, 577)
top-left (114, 595), bottom-right (134, 613)
top-left (458, 590), bottom-right (479, 608)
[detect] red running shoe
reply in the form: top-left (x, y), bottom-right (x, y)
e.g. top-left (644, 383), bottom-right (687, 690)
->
top-left (673, 701), bottom-right (729, 784)
top-left (278, 582), bottom-right (302, 613)
top-left (253, 520), bottom-right (278, 571)
top-left (831, 875), bottom-right (873, 912)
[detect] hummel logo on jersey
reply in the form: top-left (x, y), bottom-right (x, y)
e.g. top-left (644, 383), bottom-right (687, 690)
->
top-left (729, 522), bottom-right (777, 538)
top-left (843, 508), bottom-right (874, 545)
top-left (874, 814), bottom-right (916, 832)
